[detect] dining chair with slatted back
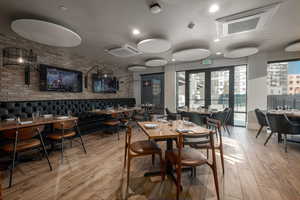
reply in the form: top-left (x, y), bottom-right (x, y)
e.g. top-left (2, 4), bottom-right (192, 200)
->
top-left (49, 119), bottom-right (87, 163)
top-left (124, 126), bottom-right (165, 189)
top-left (2, 125), bottom-right (52, 187)
top-left (165, 129), bottom-right (220, 200)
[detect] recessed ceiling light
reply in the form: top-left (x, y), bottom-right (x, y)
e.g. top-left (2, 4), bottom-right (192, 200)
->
top-left (216, 52), bottom-right (222, 55)
top-left (172, 58), bottom-right (176, 61)
top-left (209, 4), bottom-right (219, 13)
top-left (132, 29), bottom-right (140, 35)
top-left (214, 38), bottom-right (220, 42)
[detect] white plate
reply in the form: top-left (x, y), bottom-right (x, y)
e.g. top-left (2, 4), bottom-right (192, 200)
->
top-left (183, 121), bottom-right (193, 126)
top-left (20, 121), bottom-right (33, 125)
top-left (144, 124), bottom-right (158, 129)
top-left (43, 114), bottom-right (53, 118)
top-left (56, 116), bottom-right (69, 120)
top-left (6, 118), bottom-right (15, 121)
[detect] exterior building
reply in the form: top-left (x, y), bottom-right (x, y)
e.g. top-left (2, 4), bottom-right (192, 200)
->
top-left (267, 62), bottom-right (288, 95)
top-left (288, 74), bottom-right (300, 94)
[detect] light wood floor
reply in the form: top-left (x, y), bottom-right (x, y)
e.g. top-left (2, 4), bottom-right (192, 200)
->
top-left (2, 126), bottom-right (300, 200)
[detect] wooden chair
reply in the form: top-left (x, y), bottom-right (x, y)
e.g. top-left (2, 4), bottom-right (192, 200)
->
top-left (165, 128), bottom-right (220, 200)
top-left (48, 120), bottom-right (87, 163)
top-left (103, 113), bottom-right (121, 140)
top-left (183, 118), bottom-right (224, 174)
top-left (2, 125), bottom-right (52, 187)
top-left (124, 126), bottom-right (165, 188)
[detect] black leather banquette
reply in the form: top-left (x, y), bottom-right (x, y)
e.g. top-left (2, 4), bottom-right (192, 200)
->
top-left (0, 98), bottom-right (135, 134)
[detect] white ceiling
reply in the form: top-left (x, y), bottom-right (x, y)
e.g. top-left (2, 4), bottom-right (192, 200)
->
top-left (0, 0), bottom-right (299, 68)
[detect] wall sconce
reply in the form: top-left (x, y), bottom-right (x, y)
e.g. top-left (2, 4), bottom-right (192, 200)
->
top-left (84, 65), bottom-right (114, 88)
top-left (2, 47), bottom-right (37, 85)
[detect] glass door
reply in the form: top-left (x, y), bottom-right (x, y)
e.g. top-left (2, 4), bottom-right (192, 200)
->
top-left (183, 66), bottom-right (247, 126)
top-left (234, 66), bottom-right (247, 126)
top-left (188, 72), bottom-right (206, 109)
top-left (210, 70), bottom-right (230, 110)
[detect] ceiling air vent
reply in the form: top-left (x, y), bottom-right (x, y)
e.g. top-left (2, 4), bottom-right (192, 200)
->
top-left (105, 44), bottom-right (142, 57)
top-left (216, 2), bottom-right (281, 37)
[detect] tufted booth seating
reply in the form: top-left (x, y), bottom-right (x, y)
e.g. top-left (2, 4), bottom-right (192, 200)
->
top-left (0, 98), bottom-right (136, 134)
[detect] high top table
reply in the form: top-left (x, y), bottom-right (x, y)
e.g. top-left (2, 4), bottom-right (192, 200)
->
top-left (138, 120), bottom-right (213, 177)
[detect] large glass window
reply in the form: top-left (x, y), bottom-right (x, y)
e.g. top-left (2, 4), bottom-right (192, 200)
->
top-left (175, 65), bottom-right (247, 126)
top-left (267, 60), bottom-right (300, 109)
top-left (234, 65), bottom-right (247, 126)
top-left (176, 71), bottom-right (186, 108)
top-left (189, 72), bottom-right (205, 109)
top-left (210, 70), bottom-right (229, 110)
top-left (267, 61), bottom-right (300, 95)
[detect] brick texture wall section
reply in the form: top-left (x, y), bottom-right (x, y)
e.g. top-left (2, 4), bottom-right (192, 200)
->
top-left (0, 32), bottom-right (134, 101)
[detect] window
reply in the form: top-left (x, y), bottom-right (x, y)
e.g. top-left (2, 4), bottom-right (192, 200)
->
top-left (267, 60), bottom-right (300, 109)
top-left (176, 71), bottom-right (186, 108)
top-left (267, 61), bottom-right (300, 95)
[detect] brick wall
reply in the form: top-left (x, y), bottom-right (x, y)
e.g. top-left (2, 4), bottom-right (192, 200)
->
top-left (0, 32), bottom-right (134, 101)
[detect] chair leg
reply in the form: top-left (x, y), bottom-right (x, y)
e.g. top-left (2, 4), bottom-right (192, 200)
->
top-left (9, 130), bottom-right (19, 188)
top-left (61, 137), bottom-right (64, 164)
top-left (127, 156), bottom-right (131, 189)
top-left (284, 134), bottom-right (288, 153)
top-left (152, 154), bottom-right (155, 166)
top-left (158, 153), bottom-right (165, 181)
top-left (175, 165), bottom-right (182, 200)
top-left (124, 144), bottom-right (128, 168)
top-left (38, 132), bottom-right (52, 171)
top-left (225, 125), bottom-right (231, 135)
top-left (256, 126), bottom-right (263, 138)
top-left (76, 125), bottom-right (87, 154)
top-left (264, 131), bottom-right (274, 146)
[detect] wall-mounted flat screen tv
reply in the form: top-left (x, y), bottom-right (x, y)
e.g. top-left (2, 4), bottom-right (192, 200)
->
top-left (39, 64), bottom-right (83, 92)
top-left (92, 74), bottom-right (119, 93)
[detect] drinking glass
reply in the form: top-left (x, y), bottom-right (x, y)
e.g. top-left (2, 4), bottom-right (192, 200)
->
top-left (183, 117), bottom-right (189, 122)
top-left (36, 111), bottom-right (40, 118)
top-left (68, 110), bottom-right (72, 117)
top-left (32, 112), bottom-right (36, 121)
top-left (176, 114), bottom-right (181, 121)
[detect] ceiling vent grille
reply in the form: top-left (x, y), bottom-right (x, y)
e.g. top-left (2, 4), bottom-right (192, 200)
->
top-left (105, 44), bottom-right (142, 57)
top-left (216, 2), bottom-right (280, 37)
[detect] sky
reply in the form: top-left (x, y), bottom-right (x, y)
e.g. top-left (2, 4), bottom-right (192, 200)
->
top-left (288, 61), bottom-right (300, 74)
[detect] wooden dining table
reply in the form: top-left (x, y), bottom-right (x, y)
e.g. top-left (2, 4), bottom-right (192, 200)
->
top-left (138, 120), bottom-right (212, 176)
top-left (89, 107), bottom-right (142, 115)
top-left (267, 110), bottom-right (300, 118)
top-left (178, 108), bottom-right (213, 115)
top-left (0, 116), bottom-right (78, 132)
top-left (0, 116), bottom-right (78, 198)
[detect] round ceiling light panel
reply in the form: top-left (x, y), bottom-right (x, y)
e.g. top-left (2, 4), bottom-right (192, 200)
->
top-left (137, 38), bottom-right (171, 53)
top-left (11, 19), bottom-right (81, 47)
top-left (172, 48), bottom-right (211, 62)
top-left (145, 58), bottom-right (168, 67)
top-left (128, 65), bottom-right (147, 72)
top-left (285, 42), bottom-right (300, 52)
top-left (224, 47), bottom-right (259, 58)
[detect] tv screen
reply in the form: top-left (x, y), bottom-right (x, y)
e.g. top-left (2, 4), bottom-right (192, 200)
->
top-left (92, 75), bottom-right (118, 93)
top-left (39, 64), bottom-right (82, 92)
